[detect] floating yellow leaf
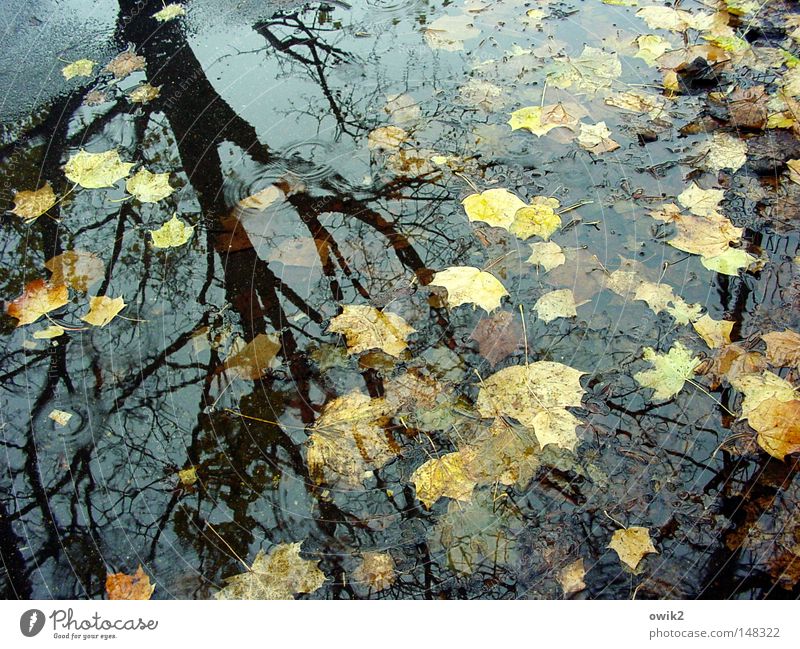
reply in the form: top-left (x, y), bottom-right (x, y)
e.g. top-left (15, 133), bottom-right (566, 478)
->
top-left (635, 34), bottom-right (672, 66)
top-left (533, 289), bottom-right (577, 323)
top-left (635, 6), bottom-right (716, 32)
top-left (178, 466), bottom-right (198, 486)
top-left (577, 122), bottom-right (619, 154)
top-left (11, 184), bottom-right (57, 221)
top-left (45, 250), bottom-right (105, 292)
top-left (429, 266), bottom-right (508, 313)
top-left (215, 543), bottom-right (325, 600)
top-left (608, 527), bottom-right (657, 570)
top-left (34, 325), bottom-right (65, 339)
top-left (633, 281), bottom-right (703, 324)
top-left (126, 168), bottom-right (174, 202)
top-left (81, 295), bottom-right (126, 327)
top-left (667, 211), bottom-right (742, 258)
top-left (559, 559), bottom-right (586, 596)
top-left (153, 3), bottom-right (186, 22)
top-left (761, 330), bottom-right (800, 369)
top-left (150, 214), bottom-right (194, 248)
top-left (223, 333), bottom-right (281, 379)
top-left (106, 565), bottom-right (154, 600)
top-left (328, 304), bottom-right (414, 357)
top-left (129, 83), bottom-right (160, 104)
top-left (508, 104), bottom-right (579, 137)
top-left (475, 362), bottom-right (586, 452)
top-left (700, 247), bottom-right (758, 276)
top-left (692, 314), bottom-right (733, 349)
top-left (634, 342), bottom-right (700, 400)
top-left (353, 553), bottom-right (395, 591)
top-left (462, 188), bottom-right (527, 229)
top-left (730, 370), bottom-right (797, 417)
top-left (306, 391), bottom-right (398, 487)
top-left (527, 241), bottom-right (565, 272)
top-left (411, 448), bottom-right (478, 508)
top-left (677, 182), bottom-right (725, 217)
top-left (510, 197), bottom-right (561, 240)
top-left (746, 399), bottom-right (800, 460)
top-left (62, 59), bottom-right (95, 80)
top-left (48, 409), bottom-right (72, 426)
top-left (7, 280), bottom-right (69, 326)
top-left (64, 149), bottom-right (134, 189)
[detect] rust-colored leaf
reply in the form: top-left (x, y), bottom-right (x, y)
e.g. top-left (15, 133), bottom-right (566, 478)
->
top-left (469, 310), bottom-right (523, 366)
top-left (105, 565), bottom-right (154, 600)
top-left (6, 280), bottom-right (69, 326)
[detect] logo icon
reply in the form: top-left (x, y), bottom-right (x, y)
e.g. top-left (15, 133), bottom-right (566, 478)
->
top-left (20, 609), bottom-right (45, 637)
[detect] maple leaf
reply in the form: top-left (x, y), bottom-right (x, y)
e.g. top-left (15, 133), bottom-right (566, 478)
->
top-left (508, 103), bottom-right (579, 137)
top-left (761, 330), bottom-right (800, 369)
top-left (45, 250), bottom-right (105, 292)
top-left (509, 197), bottom-right (561, 240)
top-left (126, 169), bottom-right (174, 202)
top-left (677, 182), bottom-right (725, 217)
top-left (150, 214), bottom-right (194, 248)
top-left (746, 399), bottom-right (800, 460)
top-left (666, 211), bottom-right (742, 258)
top-left (11, 184), bottom-right (57, 221)
top-left (153, 3), bottom-right (185, 22)
top-left (129, 83), bottom-right (160, 104)
top-left (466, 419), bottom-right (541, 489)
top-left (527, 241), bottom-right (566, 272)
top-left (632, 281), bottom-right (703, 324)
top-left (469, 310), bottom-right (523, 366)
top-left (353, 552), bottom-right (396, 591)
top-left (634, 342), bottom-right (700, 401)
top-left (7, 280), bottom-right (69, 326)
top-left (547, 46), bottom-right (622, 93)
top-left (424, 14), bottom-right (479, 51)
top-left (696, 343), bottom-right (766, 390)
top-left (429, 266), bottom-right (508, 313)
top-left (367, 125), bottom-right (408, 150)
top-left (327, 305), bottom-right (414, 357)
top-left (635, 34), bottom-right (672, 66)
top-left (727, 85), bottom-right (769, 130)
top-left (608, 527), bottom-right (657, 570)
top-left (64, 149), bottom-right (134, 188)
top-left (578, 122), bottom-right (619, 154)
top-left (306, 391), bottom-right (399, 487)
top-left (475, 362), bottom-right (585, 452)
top-left (692, 313), bottom-right (734, 349)
top-left (534, 289), bottom-right (578, 323)
top-left (215, 543), bottom-right (326, 600)
top-left (700, 248), bottom-right (758, 276)
top-left (80, 295), bottom-right (126, 327)
top-left (106, 565), bottom-right (154, 600)
top-left (730, 370), bottom-right (797, 417)
top-left (411, 448), bottom-right (478, 508)
top-left (61, 59), bottom-right (95, 80)
top-left (104, 50), bottom-right (145, 79)
top-left (223, 333), bottom-right (281, 379)
top-left (558, 559), bottom-right (587, 596)
top-left (462, 188), bottom-right (527, 229)
top-left (703, 132), bottom-right (747, 172)
top-left (383, 370), bottom-right (463, 432)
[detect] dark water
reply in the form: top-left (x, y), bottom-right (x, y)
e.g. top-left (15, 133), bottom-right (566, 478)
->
top-left (1, 0), bottom-right (799, 599)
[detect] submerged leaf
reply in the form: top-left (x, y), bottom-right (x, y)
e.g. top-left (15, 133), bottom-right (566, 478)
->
top-left (559, 559), bottom-right (587, 596)
top-left (215, 543), bottom-right (325, 600)
top-left (577, 122), bottom-right (619, 154)
top-left (424, 14), bottom-right (479, 51)
top-left (105, 50), bottom-right (145, 79)
top-left (761, 330), bottom-right (800, 369)
top-left (429, 266), bottom-right (508, 313)
top-left (328, 305), bottom-right (414, 357)
top-left (508, 104), bottom-right (579, 137)
top-left (704, 132), bottom-right (747, 172)
top-left (608, 527), bottom-right (657, 570)
top-left (353, 553), bottom-right (396, 591)
top-left (11, 184), bottom-right (57, 221)
top-left (527, 241), bottom-right (566, 272)
top-left (223, 333), bottom-right (281, 379)
top-left (411, 448), bottom-right (478, 508)
top-left (106, 566), bottom-right (154, 600)
top-left (45, 250), bottom-right (105, 292)
top-left (533, 289), bottom-right (578, 323)
top-left (510, 197), bottom-right (561, 240)
top-left (469, 310), bottom-right (523, 366)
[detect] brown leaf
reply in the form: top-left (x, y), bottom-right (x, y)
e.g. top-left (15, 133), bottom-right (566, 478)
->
top-left (223, 333), bottom-right (281, 379)
top-left (727, 85), bottom-right (768, 130)
top-left (747, 399), bottom-right (800, 460)
top-left (11, 183), bottom-right (57, 221)
top-left (106, 565), bottom-right (154, 600)
top-left (45, 250), bottom-right (105, 292)
top-left (104, 50), bottom-right (146, 79)
top-left (469, 310), bottom-right (523, 366)
top-left (761, 330), bottom-right (800, 369)
top-left (6, 280), bottom-right (69, 326)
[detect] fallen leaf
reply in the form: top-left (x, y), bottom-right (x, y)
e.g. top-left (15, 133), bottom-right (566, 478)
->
top-left (353, 553), bottom-right (396, 591)
top-left (704, 132), bottom-right (747, 172)
top-left (533, 289), bottom-right (578, 323)
top-left (527, 241), bottom-right (566, 272)
top-left (667, 211), bottom-right (742, 258)
top-left (104, 50), bottom-right (145, 79)
top-left (508, 103), bottom-right (579, 137)
top-left (605, 91), bottom-right (667, 119)
top-left (215, 543), bottom-right (325, 600)
top-left (306, 391), bottom-right (398, 487)
top-left (632, 280), bottom-right (703, 324)
top-left (727, 85), bottom-right (769, 129)
top-left (48, 409), bottom-right (72, 426)
top-left (126, 169), bottom-right (174, 202)
top-left (129, 83), bottom-right (160, 104)
top-left (730, 370), bottom-right (797, 416)
top-left (462, 188), bottom-right (527, 229)
top-left (106, 566), bottom-right (154, 600)
top-left (153, 3), bottom-right (185, 22)
top-left (577, 122), bottom-right (620, 154)
top-left (469, 310), bottom-right (523, 366)
top-left (636, 6), bottom-right (717, 32)
top-left (465, 419), bottom-right (541, 488)
top-left (459, 79), bottom-right (505, 111)
top-left (548, 46), bottom-right (621, 93)
top-left (692, 314), bottom-right (734, 349)
top-left (677, 182), bottom-right (725, 217)
top-left (697, 343), bottom-right (766, 389)
top-left (635, 34), bottom-right (672, 66)
top-left (11, 184), bottom-right (57, 221)
top-left (475, 362), bottom-right (585, 451)
top-left (746, 399), bottom-right (800, 460)
top-left (761, 330), bottom-right (800, 369)
top-left (429, 266), bottom-right (508, 313)
top-left (383, 93), bottom-right (420, 124)
top-left (411, 448), bottom-right (478, 508)
top-left (150, 214), bottom-right (194, 248)
top-left (367, 125), bottom-right (408, 150)
top-left (223, 333), bottom-right (281, 379)
top-left (634, 342), bottom-right (700, 400)
top-left (45, 250), bottom-right (104, 292)
top-left (328, 305), bottom-right (414, 357)
top-left (64, 149), bottom-right (134, 188)
top-left (700, 247), bottom-right (758, 276)
top-left (788, 159), bottom-right (800, 185)
top-left (80, 295), bottom-right (126, 327)
top-left (424, 14), bottom-right (480, 51)
top-left (559, 559), bottom-right (586, 596)
top-left (7, 280), bottom-right (69, 326)
top-left (34, 325), bottom-right (65, 339)
top-left (178, 466), bottom-right (197, 486)
top-left (62, 59), bottom-right (95, 80)
top-left (510, 197), bottom-right (561, 240)
top-left (608, 527), bottom-right (657, 570)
